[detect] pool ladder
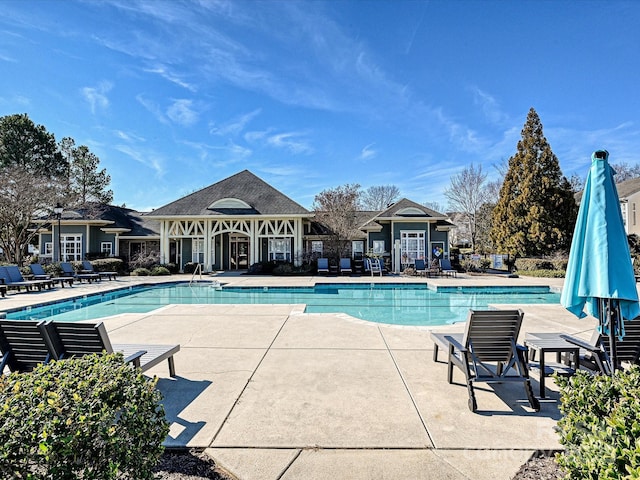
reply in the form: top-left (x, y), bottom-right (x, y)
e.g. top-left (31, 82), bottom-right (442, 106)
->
top-left (189, 263), bottom-right (203, 286)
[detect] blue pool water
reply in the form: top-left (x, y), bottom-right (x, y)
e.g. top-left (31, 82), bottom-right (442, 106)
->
top-left (5, 282), bottom-right (561, 326)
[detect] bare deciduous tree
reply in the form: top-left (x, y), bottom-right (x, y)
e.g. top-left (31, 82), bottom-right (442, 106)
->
top-left (360, 185), bottom-right (400, 210)
top-left (444, 163), bottom-right (490, 252)
top-left (0, 166), bottom-right (65, 264)
top-left (312, 184), bottom-right (362, 259)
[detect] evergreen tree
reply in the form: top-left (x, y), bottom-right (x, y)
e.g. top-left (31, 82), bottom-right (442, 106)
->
top-left (59, 137), bottom-right (113, 207)
top-left (490, 108), bottom-right (577, 257)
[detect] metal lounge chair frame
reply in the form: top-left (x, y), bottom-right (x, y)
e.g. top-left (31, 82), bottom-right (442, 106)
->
top-left (339, 258), bottom-right (352, 275)
top-left (440, 309), bottom-right (540, 412)
top-left (29, 263), bottom-right (74, 288)
top-left (317, 258), bottom-right (330, 275)
top-left (561, 318), bottom-right (640, 375)
top-left (0, 266), bottom-right (53, 292)
top-left (59, 262), bottom-right (100, 282)
top-left (0, 319), bottom-right (52, 373)
top-left (440, 258), bottom-right (457, 277)
top-left (41, 320), bottom-right (179, 377)
top-left (81, 261), bottom-right (118, 280)
top-left (413, 259), bottom-right (427, 276)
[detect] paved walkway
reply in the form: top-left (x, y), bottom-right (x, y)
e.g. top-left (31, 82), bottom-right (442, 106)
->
top-left (1, 272), bottom-right (599, 479)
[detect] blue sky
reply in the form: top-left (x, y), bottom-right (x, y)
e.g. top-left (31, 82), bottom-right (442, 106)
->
top-left (1, 1), bottom-right (639, 212)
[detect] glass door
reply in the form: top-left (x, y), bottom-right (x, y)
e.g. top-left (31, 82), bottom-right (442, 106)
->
top-left (230, 235), bottom-right (249, 269)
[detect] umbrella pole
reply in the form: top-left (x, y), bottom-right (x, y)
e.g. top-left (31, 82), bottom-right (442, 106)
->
top-left (607, 298), bottom-right (619, 373)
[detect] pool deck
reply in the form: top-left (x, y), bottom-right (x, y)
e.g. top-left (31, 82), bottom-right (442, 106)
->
top-left (0, 271), bottom-right (604, 479)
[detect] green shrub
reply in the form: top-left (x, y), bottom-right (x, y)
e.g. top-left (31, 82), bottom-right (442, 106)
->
top-left (556, 366), bottom-right (640, 479)
top-left (91, 258), bottom-right (125, 274)
top-left (0, 353), bottom-right (169, 479)
top-left (162, 263), bottom-right (179, 274)
top-left (518, 269), bottom-right (565, 278)
top-left (131, 267), bottom-right (151, 276)
top-left (182, 262), bottom-right (200, 274)
top-left (515, 258), bottom-right (567, 271)
top-left (150, 266), bottom-right (171, 276)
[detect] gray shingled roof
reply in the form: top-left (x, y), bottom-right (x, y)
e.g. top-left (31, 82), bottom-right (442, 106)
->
top-left (575, 176), bottom-right (640, 205)
top-left (147, 170), bottom-right (310, 216)
top-left (616, 177), bottom-right (640, 199)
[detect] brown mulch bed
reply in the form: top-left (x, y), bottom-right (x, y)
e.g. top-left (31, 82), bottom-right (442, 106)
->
top-left (153, 450), bottom-right (237, 480)
top-left (511, 452), bottom-right (564, 480)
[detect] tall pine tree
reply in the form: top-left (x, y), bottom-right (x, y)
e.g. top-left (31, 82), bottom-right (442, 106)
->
top-left (491, 108), bottom-right (577, 257)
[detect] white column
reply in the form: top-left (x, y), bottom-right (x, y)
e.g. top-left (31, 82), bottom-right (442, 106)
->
top-left (294, 218), bottom-right (303, 266)
top-left (251, 219), bottom-right (260, 265)
top-left (159, 221), bottom-right (170, 265)
top-left (204, 220), bottom-right (212, 272)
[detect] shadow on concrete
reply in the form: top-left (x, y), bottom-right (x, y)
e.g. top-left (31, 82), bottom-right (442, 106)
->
top-left (157, 376), bottom-right (213, 446)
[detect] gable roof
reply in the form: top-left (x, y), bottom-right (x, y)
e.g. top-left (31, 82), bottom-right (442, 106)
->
top-left (375, 198), bottom-right (446, 219)
top-left (147, 170), bottom-right (311, 217)
top-left (616, 177), bottom-right (640, 200)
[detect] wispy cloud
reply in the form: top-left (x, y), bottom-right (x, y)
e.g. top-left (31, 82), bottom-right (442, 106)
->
top-left (114, 129), bottom-right (146, 142)
top-left (166, 99), bottom-right (198, 126)
top-left (136, 94), bottom-right (168, 124)
top-left (114, 144), bottom-right (165, 177)
top-left (81, 81), bottom-right (112, 114)
top-left (0, 52), bottom-right (17, 62)
top-left (209, 108), bottom-right (261, 136)
top-left (358, 143), bottom-right (377, 161)
top-left (144, 64), bottom-right (196, 92)
top-left (245, 129), bottom-right (313, 155)
top-left (470, 86), bottom-right (509, 125)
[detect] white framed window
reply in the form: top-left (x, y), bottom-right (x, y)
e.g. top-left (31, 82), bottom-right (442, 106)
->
top-left (311, 241), bottom-right (323, 255)
top-left (372, 240), bottom-right (385, 254)
top-left (61, 234), bottom-right (82, 261)
top-left (400, 231), bottom-right (425, 265)
top-left (352, 240), bottom-right (364, 259)
top-left (44, 242), bottom-right (53, 256)
top-left (268, 237), bottom-right (291, 262)
top-left (101, 241), bottom-right (113, 256)
top-left (192, 238), bottom-right (205, 263)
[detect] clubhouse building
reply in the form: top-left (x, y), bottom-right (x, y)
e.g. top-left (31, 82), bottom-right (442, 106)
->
top-left (37, 170), bottom-right (454, 273)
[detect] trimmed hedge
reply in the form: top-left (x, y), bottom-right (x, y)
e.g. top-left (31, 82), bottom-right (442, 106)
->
top-left (518, 269), bottom-right (566, 278)
top-left (0, 353), bottom-right (169, 479)
top-left (556, 366), bottom-right (640, 479)
top-left (90, 258), bottom-right (125, 274)
top-left (515, 258), bottom-right (568, 272)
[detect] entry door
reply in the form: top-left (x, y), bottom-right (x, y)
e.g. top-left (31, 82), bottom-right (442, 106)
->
top-left (230, 236), bottom-right (249, 269)
top-left (169, 240), bottom-right (181, 267)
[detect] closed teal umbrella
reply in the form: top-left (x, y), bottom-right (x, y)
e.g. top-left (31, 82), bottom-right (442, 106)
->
top-left (561, 150), bottom-right (640, 371)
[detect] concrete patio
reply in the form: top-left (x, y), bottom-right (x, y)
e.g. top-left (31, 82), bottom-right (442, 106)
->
top-left (0, 272), bottom-right (599, 479)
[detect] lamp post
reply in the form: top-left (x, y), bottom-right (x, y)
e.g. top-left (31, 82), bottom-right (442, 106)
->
top-left (53, 203), bottom-right (63, 262)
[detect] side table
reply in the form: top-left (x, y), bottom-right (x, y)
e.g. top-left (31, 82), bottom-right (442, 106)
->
top-left (524, 333), bottom-right (580, 398)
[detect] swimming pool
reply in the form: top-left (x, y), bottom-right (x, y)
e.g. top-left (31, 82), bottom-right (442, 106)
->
top-left (4, 282), bottom-right (561, 326)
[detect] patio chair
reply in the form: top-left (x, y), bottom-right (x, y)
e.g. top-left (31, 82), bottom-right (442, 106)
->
top-left (0, 319), bottom-right (52, 373)
top-left (339, 258), bottom-right (352, 275)
top-left (0, 265), bottom-right (53, 292)
top-left (42, 320), bottom-right (180, 377)
top-left (414, 259), bottom-right (427, 276)
top-left (440, 259), bottom-right (457, 277)
top-left (438, 309), bottom-right (539, 412)
top-left (60, 262), bottom-right (100, 283)
top-left (561, 319), bottom-right (640, 375)
top-left (81, 260), bottom-right (117, 280)
top-left (29, 263), bottom-right (74, 288)
top-left (317, 258), bottom-right (330, 275)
